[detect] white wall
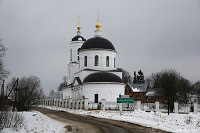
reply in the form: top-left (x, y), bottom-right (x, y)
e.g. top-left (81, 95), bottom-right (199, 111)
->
top-left (79, 50), bottom-right (117, 71)
top-left (82, 83), bottom-right (125, 102)
top-left (63, 87), bottom-right (72, 99)
top-left (70, 41), bottom-right (84, 62)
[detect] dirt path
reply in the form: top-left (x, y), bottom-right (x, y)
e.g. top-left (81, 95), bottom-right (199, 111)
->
top-left (33, 107), bottom-right (169, 133)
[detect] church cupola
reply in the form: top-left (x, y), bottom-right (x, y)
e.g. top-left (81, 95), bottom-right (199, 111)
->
top-left (79, 15), bottom-right (117, 71)
top-left (70, 17), bottom-right (86, 63)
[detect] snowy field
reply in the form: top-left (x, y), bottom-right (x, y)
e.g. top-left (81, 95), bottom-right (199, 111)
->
top-left (41, 106), bottom-right (200, 133)
top-left (1, 111), bottom-right (66, 133)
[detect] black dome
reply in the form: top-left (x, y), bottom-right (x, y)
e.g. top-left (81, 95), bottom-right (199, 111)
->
top-left (72, 35), bottom-right (86, 41)
top-left (83, 72), bottom-right (122, 83)
top-left (80, 37), bottom-right (115, 50)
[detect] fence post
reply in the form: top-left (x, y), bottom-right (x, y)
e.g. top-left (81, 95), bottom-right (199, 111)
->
top-left (119, 103), bottom-right (123, 114)
top-left (45, 99), bottom-right (47, 106)
top-left (84, 98), bottom-right (89, 111)
top-left (66, 99), bottom-right (69, 108)
top-left (193, 102), bottom-right (198, 114)
top-left (155, 101), bottom-right (159, 112)
top-left (136, 101), bottom-right (141, 110)
top-left (76, 100), bottom-right (80, 110)
top-left (174, 102), bottom-right (178, 114)
top-left (69, 98), bottom-right (73, 109)
top-left (80, 99), bottom-right (83, 109)
top-left (101, 99), bottom-right (106, 111)
top-left (54, 99), bottom-right (57, 107)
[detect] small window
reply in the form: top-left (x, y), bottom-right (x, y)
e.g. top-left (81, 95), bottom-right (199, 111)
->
top-left (70, 49), bottom-right (72, 61)
top-left (114, 58), bottom-right (115, 68)
top-left (95, 55), bottom-right (99, 66)
top-left (78, 48), bottom-right (80, 54)
top-left (84, 56), bottom-right (87, 67)
top-left (106, 56), bottom-right (109, 67)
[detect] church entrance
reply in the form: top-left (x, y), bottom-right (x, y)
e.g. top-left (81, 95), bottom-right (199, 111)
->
top-left (95, 94), bottom-right (98, 103)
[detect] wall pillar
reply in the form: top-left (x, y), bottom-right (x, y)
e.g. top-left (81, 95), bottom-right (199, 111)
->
top-left (174, 102), bottom-right (178, 114)
top-left (193, 102), bottom-right (198, 114)
top-left (101, 99), bottom-right (106, 111)
top-left (136, 101), bottom-right (141, 110)
top-left (155, 101), bottom-right (159, 112)
top-left (84, 98), bottom-right (89, 111)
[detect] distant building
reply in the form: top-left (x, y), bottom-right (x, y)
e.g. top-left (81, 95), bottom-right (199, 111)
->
top-left (125, 83), bottom-right (164, 103)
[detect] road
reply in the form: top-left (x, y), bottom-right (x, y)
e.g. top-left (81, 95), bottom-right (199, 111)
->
top-left (33, 107), bottom-right (169, 133)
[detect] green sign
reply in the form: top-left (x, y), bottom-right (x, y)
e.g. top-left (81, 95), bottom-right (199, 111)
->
top-left (117, 98), bottom-right (134, 103)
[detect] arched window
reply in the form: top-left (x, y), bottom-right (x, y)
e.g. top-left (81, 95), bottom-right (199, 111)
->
top-left (95, 55), bottom-right (99, 66)
top-left (106, 56), bottom-right (109, 67)
top-left (78, 48), bottom-right (80, 54)
top-left (70, 49), bottom-right (72, 61)
top-left (84, 56), bottom-right (87, 67)
top-left (114, 58), bottom-right (115, 68)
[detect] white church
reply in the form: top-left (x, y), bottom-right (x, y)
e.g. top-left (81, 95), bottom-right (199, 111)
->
top-left (63, 17), bottom-right (125, 103)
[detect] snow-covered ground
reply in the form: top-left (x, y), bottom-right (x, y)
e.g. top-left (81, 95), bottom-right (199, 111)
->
top-left (1, 111), bottom-right (66, 133)
top-left (40, 105), bottom-right (200, 133)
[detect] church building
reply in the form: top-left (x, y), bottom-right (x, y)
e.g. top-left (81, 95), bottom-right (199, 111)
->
top-left (63, 16), bottom-right (125, 103)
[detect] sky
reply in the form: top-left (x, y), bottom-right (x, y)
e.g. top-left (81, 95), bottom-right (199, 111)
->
top-left (0, 0), bottom-right (200, 95)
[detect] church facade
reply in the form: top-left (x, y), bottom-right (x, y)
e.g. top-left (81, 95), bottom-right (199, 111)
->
top-left (63, 17), bottom-right (125, 103)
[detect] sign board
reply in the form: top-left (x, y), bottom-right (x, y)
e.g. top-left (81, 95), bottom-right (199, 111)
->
top-left (117, 98), bottom-right (134, 103)
top-left (120, 95), bottom-right (129, 98)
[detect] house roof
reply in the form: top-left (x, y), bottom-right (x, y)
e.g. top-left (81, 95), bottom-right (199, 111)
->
top-left (131, 83), bottom-right (148, 92)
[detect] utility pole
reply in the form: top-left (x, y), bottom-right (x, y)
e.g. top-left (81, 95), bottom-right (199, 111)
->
top-left (12, 79), bottom-right (19, 111)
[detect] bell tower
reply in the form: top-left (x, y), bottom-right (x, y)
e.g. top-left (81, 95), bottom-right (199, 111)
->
top-left (68, 17), bottom-right (86, 84)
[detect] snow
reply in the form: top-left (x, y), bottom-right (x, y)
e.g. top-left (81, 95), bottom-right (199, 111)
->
top-left (132, 87), bottom-right (141, 92)
top-left (40, 105), bottom-right (200, 133)
top-left (145, 91), bottom-right (155, 96)
top-left (1, 111), bottom-right (66, 133)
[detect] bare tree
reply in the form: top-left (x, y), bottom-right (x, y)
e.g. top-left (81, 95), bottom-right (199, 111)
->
top-left (149, 69), bottom-right (193, 112)
top-left (193, 81), bottom-right (200, 102)
top-left (7, 76), bottom-right (43, 111)
top-left (57, 76), bottom-right (67, 91)
top-left (0, 40), bottom-right (9, 81)
top-left (116, 68), bottom-right (132, 84)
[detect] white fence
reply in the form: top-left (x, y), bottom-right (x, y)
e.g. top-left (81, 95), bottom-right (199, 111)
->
top-left (40, 98), bottom-right (200, 114)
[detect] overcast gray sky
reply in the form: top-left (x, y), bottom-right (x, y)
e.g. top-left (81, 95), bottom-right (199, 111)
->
top-left (0, 0), bottom-right (200, 94)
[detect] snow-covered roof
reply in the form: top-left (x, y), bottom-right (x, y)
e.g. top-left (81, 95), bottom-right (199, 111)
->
top-left (145, 91), bottom-right (155, 96)
top-left (132, 88), bottom-right (141, 92)
top-left (131, 83), bottom-right (148, 92)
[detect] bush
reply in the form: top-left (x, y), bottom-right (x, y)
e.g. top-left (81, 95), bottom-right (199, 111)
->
top-left (0, 111), bottom-right (24, 131)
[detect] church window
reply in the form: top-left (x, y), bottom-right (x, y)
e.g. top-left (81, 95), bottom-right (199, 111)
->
top-left (95, 55), bottom-right (99, 66)
top-left (70, 49), bottom-right (72, 61)
top-left (78, 48), bottom-right (80, 54)
top-left (106, 56), bottom-right (109, 67)
top-left (84, 56), bottom-right (87, 67)
top-left (114, 58), bottom-right (115, 68)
